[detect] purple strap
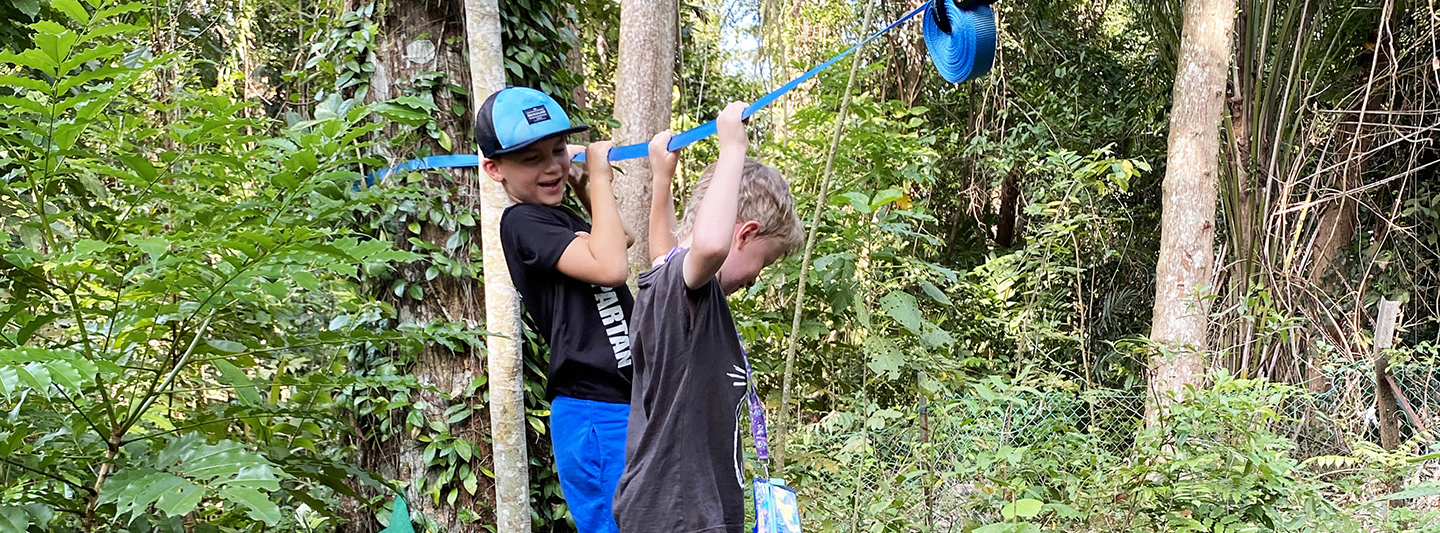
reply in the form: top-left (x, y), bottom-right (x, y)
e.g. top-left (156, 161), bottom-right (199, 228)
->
top-left (738, 342), bottom-right (771, 463)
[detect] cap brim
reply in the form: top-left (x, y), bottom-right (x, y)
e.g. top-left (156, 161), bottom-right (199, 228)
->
top-left (488, 125), bottom-right (590, 156)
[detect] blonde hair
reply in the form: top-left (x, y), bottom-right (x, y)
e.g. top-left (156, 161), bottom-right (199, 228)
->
top-left (677, 158), bottom-right (804, 256)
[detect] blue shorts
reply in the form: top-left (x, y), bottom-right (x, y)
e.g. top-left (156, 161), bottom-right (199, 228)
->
top-left (550, 395), bottom-right (628, 533)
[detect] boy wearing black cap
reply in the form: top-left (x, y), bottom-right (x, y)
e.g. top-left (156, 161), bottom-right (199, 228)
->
top-left (477, 86), bottom-right (633, 533)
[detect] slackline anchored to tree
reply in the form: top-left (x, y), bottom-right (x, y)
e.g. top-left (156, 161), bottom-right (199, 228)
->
top-left (360, 0), bottom-right (997, 187)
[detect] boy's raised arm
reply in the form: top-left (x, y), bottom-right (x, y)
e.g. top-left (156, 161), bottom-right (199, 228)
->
top-left (648, 130), bottom-right (680, 266)
top-left (555, 141), bottom-right (630, 287)
top-left (682, 102), bottom-right (748, 290)
top-left (567, 151), bottom-right (636, 249)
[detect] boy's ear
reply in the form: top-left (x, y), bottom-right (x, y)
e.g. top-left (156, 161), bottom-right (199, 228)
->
top-left (734, 220), bottom-right (762, 249)
top-left (482, 158), bottom-right (504, 183)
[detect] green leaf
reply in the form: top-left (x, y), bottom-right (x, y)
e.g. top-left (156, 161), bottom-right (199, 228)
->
top-left (159, 435), bottom-right (275, 482)
top-left (98, 468), bottom-right (191, 517)
top-left (51, 0), bottom-right (91, 24)
top-left (292, 270), bottom-right (320, 291)
top-left (373, 102), bottom-right (431, 125)
top-left (0, 367), bottom-right (18, 398)
top-left (59, 42), bottom-right (123, 75)
top-left (119, 154), bottom-right (157, 181)
top-left (0, 49), bottom-right (58, 76)
top-left (12, 0), bottom-right (40, 18)
top-left (917, 322), bottom-right (953, 349)
top-left (261, 280), bottom-right (288, 298)
top-left (93, 2), bottom-right (148, 24)
top-left (127, 235), bottom-right (168, 261)
top-left (206, 339), bottom-right (246, 353)
top-left (1046, 502), bottom-right (1082, 519)
top-left (870, 188), bottom-right (904, 210)
top-left (1368, 482), bottom-right (1440, 504)
top-left (918, 280), bottom-right (951, 306)
top-left (31, 20), bottom-right (78, 65)
top-left (863, 336), bottom-right (904, 378)
top-left (1013, 498), bottom-right (1043, 519)
top-left (878, 291), bottom-right (922, 333)
top-left (0, 506), bottom-right (28, 532)
top-left (0, 74), bottom-right (50, 93)
top-left (154, 481), bottom-right (204, 517)
top-left (217, 465), bottom-right (282, 491)
top-left (16, 363), bottom-right (51, 390)
top-left (43, 359), bottom-right (86, 390)
top-left (52, 122), bottom-right (85, 151)
top-left (211, 359), bottom-right (262, 406)
top-left (0, 429), bottom-right (27, 455)
top-left (865, 408), bottom-right (902, 430)
top-left (222, 487), bottom-right (281, 525)
top-left (839, 191), bottom-right (872, 214)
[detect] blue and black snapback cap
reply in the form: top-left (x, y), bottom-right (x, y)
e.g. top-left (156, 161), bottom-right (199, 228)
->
top-left (475, 87), bottom-right (588, 158)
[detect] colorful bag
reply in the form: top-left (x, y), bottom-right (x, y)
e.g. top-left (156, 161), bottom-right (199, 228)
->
top-left (754, 478), bottom-right (802, 533)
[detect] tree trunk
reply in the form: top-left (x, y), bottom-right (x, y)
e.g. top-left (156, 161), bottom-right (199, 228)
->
top-left (614, 0), bottom-right (677, 272)
top-left (1303, 36), bottom-right (1388, 390)
top-left (1146, 0), bottom-right (1236, 424)
top-left (994, 169), bottom-right (1021, 248)
top-left (344, 2), bottom-right (502, 532)
top-left (1309, 35), bottom-right (1389, 287)
top-left (462, 0), bottom-right (533, 531)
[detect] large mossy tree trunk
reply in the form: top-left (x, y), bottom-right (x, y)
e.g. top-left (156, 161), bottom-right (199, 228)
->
top-left (614, 0), bottom-right (677, 272)
top-left (1146, 0), bottom-right (1236, 424)
top-left (345, 1), bottom-right (497, 531)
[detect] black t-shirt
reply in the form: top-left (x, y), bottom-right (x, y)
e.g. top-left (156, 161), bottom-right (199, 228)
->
top-left (499, 203), bottom-right (634, 404)
top-left (613, 249), bottom-right (749, 533)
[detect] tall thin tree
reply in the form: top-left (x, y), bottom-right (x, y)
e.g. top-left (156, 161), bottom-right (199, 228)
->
top-left (462, 0), bottom-right (532, 530)
top-left (614, 0), bottom-right (678, 271)
top-left (1146, 0), bottom-right (1236, 422)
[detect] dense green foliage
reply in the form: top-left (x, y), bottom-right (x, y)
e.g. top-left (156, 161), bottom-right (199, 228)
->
top-left (0, 2), bottom-right (412, 529)
top-left (1, 0), bottom-right (1437, 531)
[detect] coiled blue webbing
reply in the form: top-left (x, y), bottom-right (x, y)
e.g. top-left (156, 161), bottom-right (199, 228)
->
top-left (363, 0), bottom-right (996, 184)
top-left (924, 0), bottom-right (996, 83)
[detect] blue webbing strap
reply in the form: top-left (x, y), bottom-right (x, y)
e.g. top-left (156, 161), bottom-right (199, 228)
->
top-left (363, 0), bottom-right (996, 184)
top-left (573, 1), bottom-right (932, 163)
top-left (360, 154), bottom-right (480, 188)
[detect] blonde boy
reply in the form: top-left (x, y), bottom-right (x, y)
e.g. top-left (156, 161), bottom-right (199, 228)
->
top-left (612, 102), bottom-right (804, 533)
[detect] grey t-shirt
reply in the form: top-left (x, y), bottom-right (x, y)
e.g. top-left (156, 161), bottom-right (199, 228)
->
top-left (612, 249), bottom-right (749, 533)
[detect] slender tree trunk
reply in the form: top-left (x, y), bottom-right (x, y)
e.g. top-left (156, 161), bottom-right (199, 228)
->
top-left (1309, 32), bottom-right (1389, 287)
top-left (775, 0), bottom-right (876, 472)
top-left (994, 169), bottom-right (1021, 248)
top-left (614, 0), bottom-right (677, 272)
top-left (462, 0), bottom-right (532, 531)
top-left (1146, 0), bottom-right (1236, 424)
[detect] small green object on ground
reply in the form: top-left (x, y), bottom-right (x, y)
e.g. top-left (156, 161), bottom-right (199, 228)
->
top-left (379, 496), bottom-right (415, 533)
